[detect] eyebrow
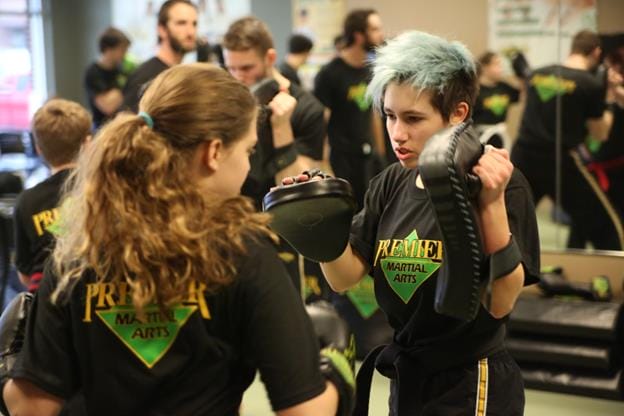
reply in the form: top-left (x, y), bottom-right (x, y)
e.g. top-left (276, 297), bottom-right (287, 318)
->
top-left (384, 108), bottom-right (428, 117)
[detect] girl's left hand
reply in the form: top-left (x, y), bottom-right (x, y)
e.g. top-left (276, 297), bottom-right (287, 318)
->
top-left (472, 145), bottom-right (514, 207)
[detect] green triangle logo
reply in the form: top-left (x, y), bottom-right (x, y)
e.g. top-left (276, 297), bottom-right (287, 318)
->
top-left (348, 83), bottom-right (372, 111)
top-left (96, 304), bottom-right (197, 368)
top-left (346, 275), bottom-right (379, 318)
top-left (380, 230), bottom-right (441, 304)
top-left (484, 94), bottom-right (510, 116)
top-left (532, 74), bottom-right (576, 103)
top-left (535, 83), bottom-right (558, 102)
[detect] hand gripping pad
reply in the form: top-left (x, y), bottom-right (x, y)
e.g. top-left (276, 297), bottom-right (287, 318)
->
top-left (418, 122), bottom-right (484, 321)
top-left (262, 178), bottom-right (357, 262)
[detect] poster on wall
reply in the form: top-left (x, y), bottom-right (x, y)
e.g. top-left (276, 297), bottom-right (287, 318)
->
top-left (488, 0), bottom-right (597, 70)
top-left (112, 0), bottom-right (250, 64)
top-left (291, 0), bottom-right (347, 89)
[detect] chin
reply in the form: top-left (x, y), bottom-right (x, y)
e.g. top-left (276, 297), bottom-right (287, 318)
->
top-left (399, 159), bottom-right (418, 170)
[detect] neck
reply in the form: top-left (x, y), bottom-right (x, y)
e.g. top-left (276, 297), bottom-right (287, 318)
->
top-left (98, 54), bottom-right (116, 70)
top-left (157, 44), bottom-right (183, 66)
top-left (51, 163), bottom-right (76, 174)
top-left (340, 45), bottom-right (367, 68)
top-left (272, 67), bottom-right (291, 90)
top-left (285, 54), bottom-right (305, 70)
top-left (479, 74), bottom-right (497, 87)
top-left (564, 54), bottom-right (590, 71)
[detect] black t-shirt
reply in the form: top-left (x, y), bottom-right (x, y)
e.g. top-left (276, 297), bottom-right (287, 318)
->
top-left (278, 61), bottom-right (301, 86)
top-left (84, 62), bottom-right (124, 128)
top-left (517, 65), bottom-right (605, 150)
top-left (314, 57), bottom-right (373, 155)
top-left (14, 169), bottom-right (70, 279)
top-left (11, 237), bottom-right (326, 415)
top-left (122, 57), bottom-right (169, 112)
top-left (243, 81), bottom-right (325, 206)
top-left (349, 163), bottom-right (540, 362)
top-left (473, 81), bottom-right (520, 125)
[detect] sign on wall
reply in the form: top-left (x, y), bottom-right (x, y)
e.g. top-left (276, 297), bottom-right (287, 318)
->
top-left (488, 0), bottom-right (597, 69)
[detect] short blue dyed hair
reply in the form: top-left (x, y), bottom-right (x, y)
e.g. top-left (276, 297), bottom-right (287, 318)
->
top-left (367, 31), bottom-right (478, 121)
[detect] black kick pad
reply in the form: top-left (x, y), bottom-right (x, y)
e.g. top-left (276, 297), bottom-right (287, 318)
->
top-left (509, 296), bottom-right (624, 342)
top-left (521, 366), bottom-right (624, 401)
top-left (263, 178), bottom-right (357, 262)
top-left (418, 122), bottom-right (484, 321)
top-left (506, 336), bottom-right (615, 371)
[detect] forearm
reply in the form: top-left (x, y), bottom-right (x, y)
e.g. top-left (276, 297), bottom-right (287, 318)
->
top-left (277, 382), bottom-right (338, 416)
top-left (480, 199), bottom-right (525, 318)
top-left (94, 89), bottom-right (123, 115)
top-left (320, 244), bottom-right (367, 292)
top-left (18, 272), bottom-right (30, 288)
top-left (3, 379), bottom-right (63, 416)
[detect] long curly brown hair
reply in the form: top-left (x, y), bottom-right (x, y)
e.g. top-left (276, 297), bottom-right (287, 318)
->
top-left (52, 63), bottom-right (275, 315)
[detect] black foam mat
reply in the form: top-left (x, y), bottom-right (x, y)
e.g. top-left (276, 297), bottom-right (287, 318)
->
top-left (509, 296), bottom-right (623, 342)
top-left (521, 366), bottom-right (624, 401)
top-left (507, 336), bottom-right (615, 371)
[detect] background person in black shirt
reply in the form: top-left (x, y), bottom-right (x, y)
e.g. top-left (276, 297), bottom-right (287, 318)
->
top-left (122, 0), bottom-right (198, 112)
top-left (3, 64), bottom-right (353, 416)
top-left (279, 33), bottom-right (314, 87)
top-left (314, 8), bottom-right (385, 210)
top-left (289, 30), bottom-right (540, 415)
top-left (511, 30), bottom-right (623, 250)
top-left (222, 16), bottom-right (326, 298)
top-left (474, 51), bottom-right (521, 126)
top-left (473, 51), bottom-right (522, 150)
top-left (84, 27), bottom-right (131, 129)
top-left (13, 99), bottom-right (92, 293)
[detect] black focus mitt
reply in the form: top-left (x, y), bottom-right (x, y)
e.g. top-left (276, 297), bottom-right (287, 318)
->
top-left (418, 122), bottom-right (485, 321)
top-left (0, 292), bottom-right (33, 414)
top-left (306, 301), bottom-right (355, 416)
top-left (262, 170), bottom-right (357, 262)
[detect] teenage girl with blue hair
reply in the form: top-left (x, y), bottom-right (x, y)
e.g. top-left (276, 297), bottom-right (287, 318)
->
top-left (291, 30), bottom-right (541, 415)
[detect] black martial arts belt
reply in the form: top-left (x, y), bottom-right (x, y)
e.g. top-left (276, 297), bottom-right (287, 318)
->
top-left (262, 171), bottom-right (357, 262)
top-left (418, 122), bottom-right (485, 321)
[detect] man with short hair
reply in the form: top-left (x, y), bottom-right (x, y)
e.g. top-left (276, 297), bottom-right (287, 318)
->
top-left (223, 16), bottom-right (326, 297)
top-left (122, 0), bottom-right (197, 112)
top-left (84, 27), bottom-right (131, 129)
top-left (313, 9), bottom-right (385, 210)
top-left (511, 29), bottom-right (623, 250)
top-left (222, 16), bottom-right (325, 205)
top-left (279, 34), bottom-right (314, 87)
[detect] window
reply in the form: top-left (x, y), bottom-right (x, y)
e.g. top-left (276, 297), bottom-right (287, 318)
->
top-left (0, 0), bottom-right (46, 132)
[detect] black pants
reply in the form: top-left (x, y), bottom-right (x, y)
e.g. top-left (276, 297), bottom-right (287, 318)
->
top-left (511, 142), bottom-right (623, 250)
top-left (388, 350), bottom-right (524, 416)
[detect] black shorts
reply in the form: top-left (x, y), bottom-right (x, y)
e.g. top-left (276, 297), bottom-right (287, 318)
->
top-left (389, 350), bottom-right (524, 416)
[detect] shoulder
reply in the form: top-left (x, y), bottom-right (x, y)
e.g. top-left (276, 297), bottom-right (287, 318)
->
top-left (318, 57), bottom-right (342, 74)
top-left (84, 63), bottom-right (99, 76)
top-left (368, 163), bottom-right (410, 198)
top-left (292, 85), bottom-right (324, 112)
top-left (128, 57), bottom-right (167, 84)
top-left (235, 235), bottom-right (283, 281)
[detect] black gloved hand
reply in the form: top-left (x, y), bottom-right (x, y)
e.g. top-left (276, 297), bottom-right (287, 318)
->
top-left (306, 301), bottom-right (355, 416)
top-left (0, 292), bottom-right (33, 414)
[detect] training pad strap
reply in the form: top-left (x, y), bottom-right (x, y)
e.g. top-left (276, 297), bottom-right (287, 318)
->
top-left (489, 234), bottom-right (522, 281)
